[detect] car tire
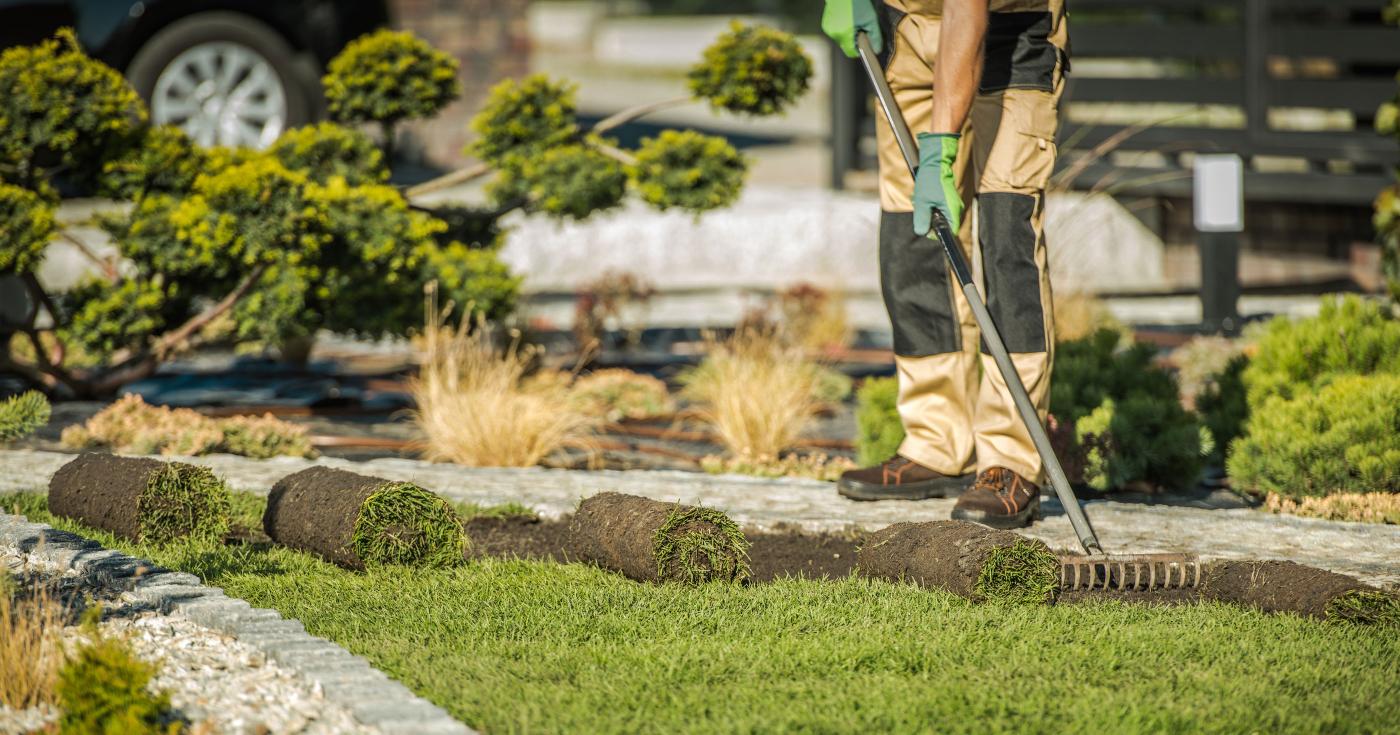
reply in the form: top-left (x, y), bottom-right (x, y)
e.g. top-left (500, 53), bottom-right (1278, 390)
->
top-left (125, 11), bottom-right (312, 149)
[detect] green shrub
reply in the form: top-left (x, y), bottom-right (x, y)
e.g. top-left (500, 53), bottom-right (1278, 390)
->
top-left (1075, 395), bottom-right (1209, 492)
top-left (269, 122), bottom-right (388, 186)
top-left (1051, 329), bottom-right (1207, 490)
top-left (469, 74), bottom-right (579, 166)
top-left (0, 28), bottom-right (144, 190)
top-left (1196, 354), bottom-right (1249, 463)
top-left (1243, 295), bottom-right (1400, 405)
top-left (57, 277), bottom-right (172, 360)
top-left (687, 22), bottom-right (812, 116)
top-left (508, 144), bottom-right (628, 219)
top-left (1228, 374), bottom-right (1400, 499)
top-left (812, 366), bottom-right (853, 405)
top-left (629, 130), bottom-right (748, 213)
top-left (323, 29), bottom-right (459, 129)
top-left (57, 613), bottom-right (179, 735)
top-left (570, 369), bottom-right (676, 422)
top-left (0, 391), bottom-right (50, 441)
top-left (98, 125), bottom-right (206, 199)
top-left (0, 183), bottom-right (56, 273)
top-left (855, 377), bottom-right (903, 466)
top-left (60, 394), bottom-right (314, 460)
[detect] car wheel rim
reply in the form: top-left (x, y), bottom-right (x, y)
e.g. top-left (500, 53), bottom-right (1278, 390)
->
top-left (151, 41), bottom-right (288, 149)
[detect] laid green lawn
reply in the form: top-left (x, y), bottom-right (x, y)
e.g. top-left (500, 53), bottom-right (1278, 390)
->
top-left (5, 491), bottom-right (1398, 734)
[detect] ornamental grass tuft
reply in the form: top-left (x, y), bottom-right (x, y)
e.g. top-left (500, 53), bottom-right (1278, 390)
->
top-left (973, 540), bottom-right (1060, 605)
top-left (352, 482), bottom-right (468, 568)
top-left (652, 505), bottom-right (751, 585)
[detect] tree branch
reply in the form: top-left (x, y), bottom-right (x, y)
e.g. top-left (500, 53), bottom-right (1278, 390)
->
top-left (405, 161), bottom-right (493, 199)
top-left (61, 231), bottom-right (119, 282)
top-left (152, 263), bottom-right (267, 359)
top-left (591, 95), bottom-right (693, 135)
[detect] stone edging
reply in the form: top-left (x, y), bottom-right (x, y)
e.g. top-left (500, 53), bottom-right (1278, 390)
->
top-left (0, 513), bottom-right (474, 735)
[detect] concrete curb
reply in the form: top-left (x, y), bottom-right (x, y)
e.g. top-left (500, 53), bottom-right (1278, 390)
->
top-left (0, 513), bottom-right (475, 735)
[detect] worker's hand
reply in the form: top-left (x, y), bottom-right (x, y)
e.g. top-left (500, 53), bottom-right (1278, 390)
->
top-left (821, 0), bottom-right (883, 59)
top-left (912, 132), bottom-right (963, 236)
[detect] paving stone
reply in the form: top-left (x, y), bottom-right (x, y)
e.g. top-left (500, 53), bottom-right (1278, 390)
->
top-left (233, 618), bottom-right (307, 636)
top-left (377, 720), bottom-right (474, 735)
top-left (132, 570), bottom-right (202, 588)
top-left (350, 699), bottom-right (448, 723)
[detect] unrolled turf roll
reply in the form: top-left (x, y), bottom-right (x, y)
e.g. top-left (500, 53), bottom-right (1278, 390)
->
top-left (568, 492), bottom-right (750, 584)
top-left (1203, 560), bottom-right (1399, 625)
top-left (263, 466), bottom-right (467, 570)
top-left (857, 520), bottom-right (1060, 604)
top-left (48, 454), bottom-right (231, 543)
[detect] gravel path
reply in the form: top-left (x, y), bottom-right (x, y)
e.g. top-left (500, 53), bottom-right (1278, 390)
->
top-left (1, 449), bottom-right (1396, 586)
top-left (1, 553), bottom-right (376, 735)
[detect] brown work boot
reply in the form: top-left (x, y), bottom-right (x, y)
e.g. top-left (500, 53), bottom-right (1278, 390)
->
top-left (837, 456), bottom-right (972, 501)
top-left (950, 467), bottom-right (1041, 529)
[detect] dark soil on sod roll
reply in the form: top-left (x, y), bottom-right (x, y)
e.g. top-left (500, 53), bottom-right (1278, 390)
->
top-left (263, 466), bottom-right (466, 570)
top-left (1203, 560), bottom-right (1399, 624)
top-left (857, 520), bottom-right (1060, 604)
top-left (567, 492), bottom-right (750, 584)
top-left (47, 453), bottom-right (230, 543)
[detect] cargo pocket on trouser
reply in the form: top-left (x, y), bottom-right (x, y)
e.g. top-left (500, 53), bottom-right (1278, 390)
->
top-left (880, 211), bottom-right (961, 357)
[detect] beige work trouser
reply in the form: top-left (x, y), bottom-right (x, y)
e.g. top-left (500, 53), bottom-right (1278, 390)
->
top-left (875, 3), bottom-right (1064, 482)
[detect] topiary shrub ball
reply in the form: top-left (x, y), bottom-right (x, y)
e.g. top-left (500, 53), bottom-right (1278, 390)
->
top-left (0, 183), bottom-right (57, 273)
top-left (509, 144), bottom-right (627, 220)
top-left (270, 122), bottom-right (388, 186)
top-left (469, 73), bottom-right (580, 165)
top-left (0, 28), bottom-right (146, 185)
top-left (687, 22), bottom-right (813, 117)
top-left (323, 29), bottom-right (460, 127)
top-left (630, 130), bottom-right (747, 213)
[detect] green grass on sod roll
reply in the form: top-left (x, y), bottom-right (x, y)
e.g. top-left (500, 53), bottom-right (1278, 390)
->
top-left (138, 463), bottom-right (232, 543)
top-left (652, 505), bottom-right (751, 584)
top-left (6, 490), bottom-right (1399, 734)
top-left (352, 482), bottom-right (468, 568)
top-left (1326, 589), bottom-right (1400, 627)
top-left (972, 539), bottom-right (1059, 606)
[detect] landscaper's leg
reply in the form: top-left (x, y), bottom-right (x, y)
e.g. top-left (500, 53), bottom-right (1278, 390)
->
top-left (951, 60), bottom-right (1066, 528)
top-left (838, 1), bottom-right (978, 501)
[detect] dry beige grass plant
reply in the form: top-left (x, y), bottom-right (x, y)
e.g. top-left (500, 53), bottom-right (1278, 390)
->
top-left (411, 299), bottom-right (595, 467)
top-left (61, 394), bottom-right (314, 459)
top-left (681, 328), bottom-right (820, 461)
top-left (0, 574), bottom-right (66, 710)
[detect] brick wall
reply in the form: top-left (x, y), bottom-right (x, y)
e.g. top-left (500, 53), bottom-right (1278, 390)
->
top-left (389, 0), bottom-right (532, 168)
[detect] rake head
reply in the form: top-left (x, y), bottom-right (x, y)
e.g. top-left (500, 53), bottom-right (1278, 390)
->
top-left (1058, 553), bottom-right (1203, 592)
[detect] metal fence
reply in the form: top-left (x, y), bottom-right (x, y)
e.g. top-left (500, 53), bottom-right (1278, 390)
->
top-left (830, 0), bottom-right (1400, 206)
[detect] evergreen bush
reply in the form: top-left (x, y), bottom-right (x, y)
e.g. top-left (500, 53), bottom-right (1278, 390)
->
top-left (1196, 354), bottom-right (1249, 463)
top-left (855, 377), bottom-right (903, 466)
top-left (1051, 329), bottom-right (1206, 491)
top-left (630, 130), bottom-right (747, 212)
top-left (1242, 295), bottom-right (1400, 405)
top-left (1228, 374), bottom-right (1400, 499)
top-left (56, 612), bottom-right (179, 735)
top-left (687, 21), bottom-right (813, 116)
top-left (0, 391), bottom-right (50, 441)
top-left (323, 28), bottom-right (459, 152)
top-left (0, 183), bottom-right (56, 273)
top-left (268, 122), bottom-right (388, 186)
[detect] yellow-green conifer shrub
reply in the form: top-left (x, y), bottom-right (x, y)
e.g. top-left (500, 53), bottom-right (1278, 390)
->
top-left (98, 125), bottom-right (207, 200)
top-left (1242, 295), bottom-right (1400, 406)
top-left (0, 28), bottom-right (145, 190)
top-left (0, 391), bottom-right (50, 442)
top-left (469, 74), bottom-right (580, 166)
top-left (56, 615), bottom-right (179, 735)
top-left (630, 130), bottom-right (748, 213)
top-left (269, 122), bottom-right (388, 186)
top-left (687, 22), bottom-right (813, 117)
top-left (0, 183), bottom-right (56, 273)
top-left (323, 29), bottom-right (460, 129)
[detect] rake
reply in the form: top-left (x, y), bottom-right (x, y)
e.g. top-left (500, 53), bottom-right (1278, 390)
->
top-left (853, 31), bottom-right (1201, 593)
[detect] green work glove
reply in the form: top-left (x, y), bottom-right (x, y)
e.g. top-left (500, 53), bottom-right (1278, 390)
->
top-left (821, 0), bottom-right (883, 59)
top-left (913, 132), bottom-right (963, 236)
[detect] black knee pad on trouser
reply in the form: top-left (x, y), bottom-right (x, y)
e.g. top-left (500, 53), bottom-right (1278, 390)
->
top-left (978, 192), bottom-right (1046, 354)
top-left (879, 210), bottom-right (960, 356)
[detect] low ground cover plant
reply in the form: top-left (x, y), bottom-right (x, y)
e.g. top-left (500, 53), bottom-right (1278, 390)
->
top-left (568, 369), bottom-right (676, 422)
top-left (60, 394), bottom-right (314, 458)
top-left (6, 490), bottom-right (1399, 734)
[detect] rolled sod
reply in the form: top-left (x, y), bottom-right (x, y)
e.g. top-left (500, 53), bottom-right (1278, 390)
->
top-left (263, 466), bottom-right (467, 570)
top-left (1203, 560), bottom-right (1400, 625)
top-left (567, 492), bottom-right (750, 584)
top-left (48, 454), bottom-right (231, 543)
top-left (857, 520), bottom-right (1059, 604)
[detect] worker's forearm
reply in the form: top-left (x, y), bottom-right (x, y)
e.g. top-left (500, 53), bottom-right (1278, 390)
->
top-left (930, 0), bottom-right (988, 134)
